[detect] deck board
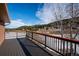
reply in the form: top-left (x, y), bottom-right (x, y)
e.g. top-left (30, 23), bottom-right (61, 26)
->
top-left (0, 39), bottom-right (25, 56)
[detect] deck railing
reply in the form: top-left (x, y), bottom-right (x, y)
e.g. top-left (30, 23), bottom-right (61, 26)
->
top-left (26, 31), bottom-right (79, 56)
top-left (5, 31), bottom-right (79, 56)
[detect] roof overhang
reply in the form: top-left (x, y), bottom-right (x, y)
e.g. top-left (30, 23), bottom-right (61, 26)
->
top-left (0, 3), bottom-right (10, 25)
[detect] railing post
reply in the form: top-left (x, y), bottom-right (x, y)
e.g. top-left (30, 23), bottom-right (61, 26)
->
top-left (70, 43), bottom-right (73, 55)
top-left (16, 32), bottom-right (18, 39)
top-left (26, 31), bottom-right (28, 39)
top-left (26, 31), bottom-right (27, 37)
top-left (63, 41), bottom-right (65, 55)
top-left (66, 41), bottom-right (68, 56)
top-left (45, 35), bottom-right (47, 48)
top-left (74, 43), bottom-right (76, 55)
top-left (32, 32), bottom-right (33, 40)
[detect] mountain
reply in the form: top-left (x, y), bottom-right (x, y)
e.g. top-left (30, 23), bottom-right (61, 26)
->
top-left (6, 17), bottom-right (79, 31)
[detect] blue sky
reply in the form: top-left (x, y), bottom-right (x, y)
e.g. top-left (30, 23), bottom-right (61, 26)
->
top-left (8, 3), bottom-right (43, 23)
top-left (6, 3), bottom-right (67, 28)
top-left (6, 3), bottom-right (44, 28)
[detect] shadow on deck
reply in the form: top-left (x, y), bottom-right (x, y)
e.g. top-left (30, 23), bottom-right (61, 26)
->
top-left (17, 37), bottom-right (51, 56)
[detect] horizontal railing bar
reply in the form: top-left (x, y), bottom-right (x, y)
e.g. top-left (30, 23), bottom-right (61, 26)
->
top-left (26, 31), bottom-right (79, 44)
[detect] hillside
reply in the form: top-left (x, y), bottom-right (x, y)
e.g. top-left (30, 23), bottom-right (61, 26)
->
top-left (6, 17), bottom-right (79, 32)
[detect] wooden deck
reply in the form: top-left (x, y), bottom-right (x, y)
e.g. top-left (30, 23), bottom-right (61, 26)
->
top-left (17, 37), bottom-right (51, 56)
top-left (0, 39), bottom-right (25, 56)
top-left (0, 38), bottom-right (52, 56)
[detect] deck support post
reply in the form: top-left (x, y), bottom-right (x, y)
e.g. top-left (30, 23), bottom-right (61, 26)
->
top-left (32, 32), bottom-right (33, 40)
top-left (45, 35), bottom-right (47, 48)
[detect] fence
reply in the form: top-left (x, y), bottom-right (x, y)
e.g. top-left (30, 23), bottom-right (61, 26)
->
top-left (5, 31), bottom-right (79, 56)
top-left (5, 32), bottom-right (26, 39)
top-left (26, 31), bottom-right (79, 56)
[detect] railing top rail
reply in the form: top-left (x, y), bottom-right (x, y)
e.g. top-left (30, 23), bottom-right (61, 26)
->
top-left (26, 30), bottom-right (79, 44)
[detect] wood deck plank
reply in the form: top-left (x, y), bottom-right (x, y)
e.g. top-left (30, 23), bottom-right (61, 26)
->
top-left (0, 39), bottom-right (25, 56)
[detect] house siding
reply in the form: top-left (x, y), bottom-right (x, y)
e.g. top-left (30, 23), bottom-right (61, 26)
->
top-left (0, 23), bottom-right (5, 45)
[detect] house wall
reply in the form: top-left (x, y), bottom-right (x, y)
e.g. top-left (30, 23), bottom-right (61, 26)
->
top-left (0, 23), bottom-right (5, 45)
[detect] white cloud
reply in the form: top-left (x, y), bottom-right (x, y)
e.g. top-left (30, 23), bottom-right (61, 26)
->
top-left (36, 3), bottom-right (56, 24)
top-left (36, 3), bottom-right (68, 24)
top-left (5, 19), bottom-right (31, 28)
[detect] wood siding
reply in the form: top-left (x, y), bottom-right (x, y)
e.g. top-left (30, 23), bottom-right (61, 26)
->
top-left (0, 23), bottom-right (5, 45)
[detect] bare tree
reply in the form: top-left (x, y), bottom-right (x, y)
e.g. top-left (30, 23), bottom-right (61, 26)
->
top-left (53, 4), bottom-right (67, 53)
top-left (54, 4), bottom-right (66, 37)
top-left (66, 3), bottom-right (79, 39)
top-left (66, 3), bottom-right (79, 55)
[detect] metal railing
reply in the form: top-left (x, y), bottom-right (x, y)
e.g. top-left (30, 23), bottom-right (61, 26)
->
top-left (26, 31), bottom-right (79, 56)
top-left (5, 31), bottom-right (79, 56)
top-left (5, 32), bottom-right (26, 39)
